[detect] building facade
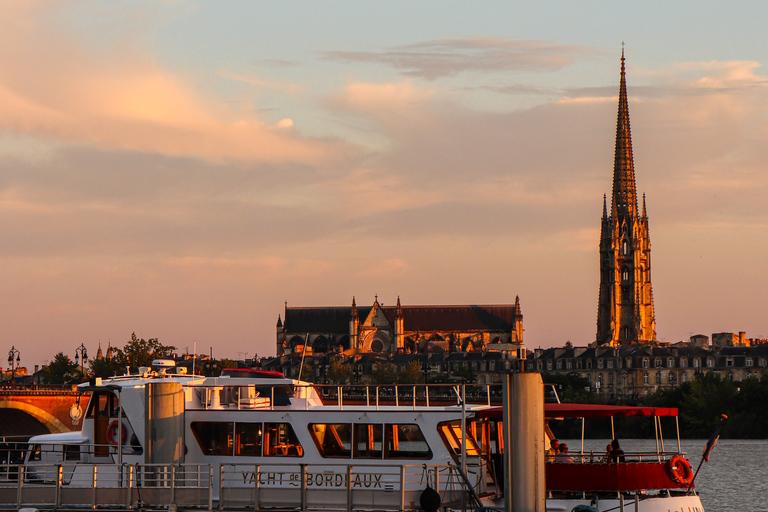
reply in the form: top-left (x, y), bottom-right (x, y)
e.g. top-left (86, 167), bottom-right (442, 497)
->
top-left (531, 334), bottom-right (768, 400)
top-left (596, 52), bottom-right (657, 346)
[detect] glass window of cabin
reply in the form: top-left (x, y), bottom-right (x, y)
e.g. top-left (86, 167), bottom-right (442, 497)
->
top-left (64, 444), bottom-right (80, 461)
top-left (191, 422), bottom-right (234, 456)
top-left (385, 424), bottom-right (432, 459)
top-left (354, 424), bottom-right (383, 459)
top-left (264, 422), bottom-right (303, 456)
top-left (29, 445), bottom-right (42, 461)
top-left (437, 420), bottom-right (480, 457)
top-left (308, 423), bottom-right (351, 458)
top-left (235, 422), bottom-right (262, 457)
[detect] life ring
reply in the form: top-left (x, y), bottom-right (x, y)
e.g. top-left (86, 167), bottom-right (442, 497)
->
top-left (668, 455), bottom-right (693, 486)
top-left (106, 420), bottom-right (128, 446)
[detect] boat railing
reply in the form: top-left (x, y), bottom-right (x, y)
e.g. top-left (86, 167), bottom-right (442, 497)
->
top-left (218, 461), bottom-right (477, 511)
top-left (185, 382), bottom-right (504, 411)
top-left (548, 450), bottom-right (685, 464)
top-left (0, 462), bottom-right (213, 510)
top-left (0, 461), bottom-right (479, 511)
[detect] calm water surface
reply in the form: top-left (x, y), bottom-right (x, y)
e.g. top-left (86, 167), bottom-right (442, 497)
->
top-left (562, 439), bottom-right (768, 512)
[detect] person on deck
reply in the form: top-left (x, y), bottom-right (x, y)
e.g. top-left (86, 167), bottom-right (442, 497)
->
top-left (609, 439), bottom-right (626, 462)
top-left (555, 443), bottom-right (574, 463)
top-left (547, 439), bottom-right (560, 462)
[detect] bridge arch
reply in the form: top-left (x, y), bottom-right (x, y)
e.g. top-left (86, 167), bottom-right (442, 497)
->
top-left (0, 399), bottom-right (70, 434)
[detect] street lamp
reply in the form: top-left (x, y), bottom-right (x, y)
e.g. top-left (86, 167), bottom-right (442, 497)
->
top-left (7, 346), bottom-right (20, 385)
top-left (74, 343), bottom-right (88, 381)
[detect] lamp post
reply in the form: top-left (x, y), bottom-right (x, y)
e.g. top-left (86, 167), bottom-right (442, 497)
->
top-left (7, 346), bottom-right (20, 385)
top-left (74, 343), bottom-right (88, 381)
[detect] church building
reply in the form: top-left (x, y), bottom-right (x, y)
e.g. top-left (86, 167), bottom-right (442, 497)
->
top-left (596, 51), bottom-right (657, 346)
top-left (276, 296), bottom-right (524, 358)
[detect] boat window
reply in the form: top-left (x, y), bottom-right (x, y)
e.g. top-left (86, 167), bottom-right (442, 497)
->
top-left (385, 424), bottom-right (432, 459)
top-left (354, 424), bottom-right (383, 459)
top-left (191, 422), bottom-right (234, 456)
top-left (309, 423), bottom-right (351, 458)
top-left (437, 420), bottom-right (480, 457)
top-left (254, 385), bottom-right (294, 406)
top-left (63, 444), bottom-right (80, 461)
top-left (264, 422), bottom-right (303, 457)
top-left (28, 445), bottom-right (41, 462)
top-left (235, 422), bottom-right (263, 457)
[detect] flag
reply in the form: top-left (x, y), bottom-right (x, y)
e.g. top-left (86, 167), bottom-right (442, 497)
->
top-left (702, 414), bottom-right (727, 462)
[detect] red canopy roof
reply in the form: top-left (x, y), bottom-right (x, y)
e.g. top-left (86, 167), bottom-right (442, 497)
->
top-left (474, 403), bottom-right (678, 419)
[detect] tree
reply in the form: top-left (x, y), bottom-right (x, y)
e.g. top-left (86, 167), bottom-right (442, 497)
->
top-left (326, 360), bottom-right (352, 385)
top-left (89, 355), bottom-right (127, 379)
top-left (370, 362), bottom-right (398, 385)
top-left (43, 353), bottom-right (80, 384)
top-left (122, 333), bottom-right (176, 371)
top-left (397, 360), bottom-right (425, 385)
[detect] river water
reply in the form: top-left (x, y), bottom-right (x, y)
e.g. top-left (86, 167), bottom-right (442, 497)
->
top-left (561, 438), bottom-right (768, 512)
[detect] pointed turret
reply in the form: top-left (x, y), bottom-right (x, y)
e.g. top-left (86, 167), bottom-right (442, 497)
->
top-left (612, 49), bottom-right (639, 220)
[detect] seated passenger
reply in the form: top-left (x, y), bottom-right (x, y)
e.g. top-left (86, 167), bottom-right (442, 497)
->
top-left (555, 443), bottom-right (574, 463)
top-left (547, 439), bottom-right (560, 462)
top-left (602, 443), bottom-right (612, 462)
top-left (609, 439), bottom-right (626, 463)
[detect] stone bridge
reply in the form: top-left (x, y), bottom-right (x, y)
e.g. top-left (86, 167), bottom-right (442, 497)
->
top-left (0, 386), bottom-right (88, 439)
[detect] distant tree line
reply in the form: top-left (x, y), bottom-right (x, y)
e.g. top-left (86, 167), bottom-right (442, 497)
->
top-left (543, 371), bottom-right (768, 439)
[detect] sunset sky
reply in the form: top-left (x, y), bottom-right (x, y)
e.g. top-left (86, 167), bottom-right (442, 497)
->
top-left (3, 2), bottom-right (768, 368)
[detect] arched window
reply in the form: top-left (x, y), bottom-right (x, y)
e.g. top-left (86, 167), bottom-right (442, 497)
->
top-left (642, 358), bottom-right (649, 369)
top-left (621, 240), bottom-right (628, 255)
top-left (622, 267), bottom-right (629, 282)
top-left (597, 359), bottom-right (604, 369)
top-left (667, 357), bottom-right (674, 368)
top-left (680, 357), bottom-right (687, 368)
top-left (746, 357), bottom-right (753, 367)
top-left (655, 372), bottom-right (661, 384)
top-left (626, 358), bottom-right (632, 369)
top-left (654, 357), bottom-right (662, 368)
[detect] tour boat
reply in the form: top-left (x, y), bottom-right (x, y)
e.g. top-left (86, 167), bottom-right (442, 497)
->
top-left (8, 360), bottom-right (706, 512)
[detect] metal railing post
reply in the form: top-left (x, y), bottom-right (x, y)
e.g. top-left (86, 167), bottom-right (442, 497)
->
top-left (17, 466), bottom-right (24, 510)
top-left (93, 465), bottom-right (98, 509)
top-left (346, 465), bottom-right (353, 512)
top-left (254, 464), bottom-right (261, 511)
top-left (127, 464), bottom-right (133, 509)
top-left (218, 464), bottom-right (224, 511)
top-left (170, 465), bottom-right (176, 507)
top-left (399, 465), bottom-right (405, 512)
top-left (208, 464), bottom-right (214, 512)
top-left (300, 464), bottom-right (307, 511)
top-left (55, 464), bottom-right (62, 508)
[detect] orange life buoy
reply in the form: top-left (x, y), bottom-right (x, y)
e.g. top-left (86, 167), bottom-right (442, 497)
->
top-left (668, 455), bottom-right (693, 486)
top-left (106, 420), bottom-right (128, 446)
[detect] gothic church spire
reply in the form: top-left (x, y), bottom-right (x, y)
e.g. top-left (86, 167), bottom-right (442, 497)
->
top-left (596, 51), bottom-right (656, 346)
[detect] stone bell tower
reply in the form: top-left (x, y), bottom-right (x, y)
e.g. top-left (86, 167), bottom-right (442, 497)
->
top-left (596, 51), bottom-right (657, 346)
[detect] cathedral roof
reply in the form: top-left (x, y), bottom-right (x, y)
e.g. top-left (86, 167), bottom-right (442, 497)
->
top-left (282, 303), bottom-right (519, 334)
